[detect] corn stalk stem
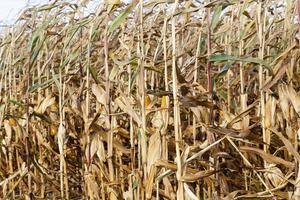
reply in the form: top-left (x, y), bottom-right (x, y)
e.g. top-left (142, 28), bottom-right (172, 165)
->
top-left (171, 0), bottom-right (183, 199)
top-left (206, 6), bottom-right (213, 125)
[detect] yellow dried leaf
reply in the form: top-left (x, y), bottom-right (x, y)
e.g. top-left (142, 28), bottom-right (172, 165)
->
top-left (96, 140), bottom-right (106, 162)
top-left (107, 0), bottom-right (120, 5)
top-left (184, 183), bottom-right (198, 200)
top-left (145, 165), bottom-right (157, 199)
top-left (145, 95), bottom-right (151, 108)
top-left (108, 188), bottom-right (118, 200)
top-left (190, 107), bottom-right (200, 122)
top-left (115, 96), bottom-right (141, 126)
top-left (4, 120), bottom-right (12, 145)
top-left (91, 83), bottom-right (106, 105)
top-left (151, 111), bottom-right (164, 128)
top-left (8, 118), bottom-right (17, 127)
top-left (57, 123), bottom-right (65, 155)
top-left (86, 174), bottom-right (101, 199)
top-left (36, 95), bottom-right (56, 114)
top-left (89, 134), bottom-right (106, 163)
top-left (241, 94), bottom-right (249, 129)
top-left (278, 84), bottom-right (290, 121)
top-left (50, 124), bottom-right (57, 136)
top-left (161, 96), bottom-right (167, 108)
top-left (147, 131), bottom-right (161, 173)
top-left (286, 84), bottom-right (300, 114)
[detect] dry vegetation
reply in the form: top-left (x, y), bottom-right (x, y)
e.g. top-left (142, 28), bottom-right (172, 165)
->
top-left (1, 0), bottom-right (300, 199)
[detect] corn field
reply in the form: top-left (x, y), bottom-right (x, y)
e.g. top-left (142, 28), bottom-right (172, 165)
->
top-left (0, 0), bottom-right (300, 199)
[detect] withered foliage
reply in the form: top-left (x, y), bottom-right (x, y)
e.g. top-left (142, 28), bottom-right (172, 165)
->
top-left (0, 0), bottom-right (300, 199)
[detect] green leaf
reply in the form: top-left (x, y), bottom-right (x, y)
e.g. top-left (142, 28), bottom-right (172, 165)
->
top-left (210, 54), bottom-right (273, 76)
top-left (60, 51), bottom-right (79, 69)
top-left (30, 34), bottom-right (40, 52)
top-left (9, 99), bottom-right (25, 107)
top-left (156, 170), bottom-right (174, 182)
top-left (109, 65), bottom-right (119, 81)
top-left (38, 4), bottom-right (59, 12)
top-left (52, 73), bottom-right (61, 91)
top-left (0, 104), bottom-right (5, 112)
top-left (28, 78), bottom-right (54, 93)
top-left (132, 180), bottom-right (139, 189)
top-left (218, 89), bottom-right (228, 101)
top-left (31, 37), bottom-right (45, 67)
top-left (64, 19), bottom-right (92, 48)
top-left (112, 57), bottom-right (138, 67)
top-left (89, 65), bottom-right (100, 84)
top-left (29, 17), bottom-right (53, 51)
top-left (31, 111), bottom-right (52, 123)
top-left (211, 5), bottom-right (223, 31)
top-left (213, 64), bottom-right (234, 92)
top-left (29, 17), bottom-right (55, 67)
top-left (144, 65), bottom-right (163, 74)
top-left (130, 69), bottom-right (139, 91)
top-left (64, 26), bottom-right (81, 48)
top-left (108, 3), bottom-right (135, 33)
top-left (242, 10), bottom-right (252, 19)
top-left (213, 64), bottom-right (231, 84)
top-left (28, 83), bottom-right (44, 93)
top-left (209, 54), bottom-right (268, 66)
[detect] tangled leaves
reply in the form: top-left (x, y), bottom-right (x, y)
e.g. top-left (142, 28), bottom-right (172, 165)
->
top-left (0, 0), bottom-right (300, 199)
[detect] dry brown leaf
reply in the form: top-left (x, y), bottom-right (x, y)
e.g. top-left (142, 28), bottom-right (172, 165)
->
top-left (240, 146), bottom-right (294, 168)
top-left (115, 96), bottom-right (141, 126)
top-left (264, 165), bottom-right (286, 188)
top-left (261, 64), bottom-right (288, 91)
top-left (269, 128), bottom-right (300, 162)
top-left (89, 134), bottom-right (106, 163)
top-left (145, 165), bottom-right (157, 199)
top-left (286, 84), bottom-right (300, 115)
top-left (1, 0), bottom-right (299, 198)
top-left (85, 174), bottom-right (101, 199)
top-left (108, 187), bottom-right (118, 200)
top-left (90, 125), bottom-right (131, 154)
top-left (181, 170), bottom-right (216, 182)
top-left (222, 191), bottom-right (242, 200)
